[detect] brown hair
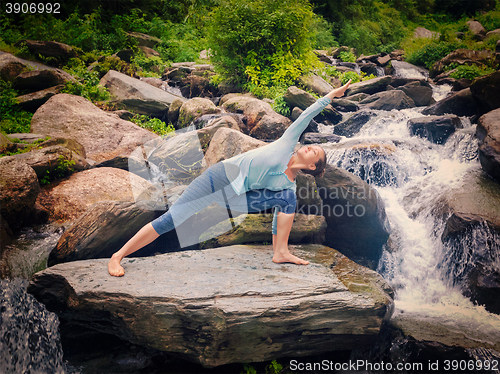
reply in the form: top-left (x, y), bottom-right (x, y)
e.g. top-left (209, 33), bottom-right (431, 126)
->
top-left (301, 147), bottom-right (327, 178)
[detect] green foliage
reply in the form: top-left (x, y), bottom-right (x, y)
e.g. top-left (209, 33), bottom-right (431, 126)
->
top-left (61, 59), bottom-right (110, 103)
top-left (41, 155), bottom-right (76, 185)
top-left (265, 360), bottom-right (283, 374)
top-left (130, 115), bottom-right (176, 136)
top-left (338, 51), bottom-right (356, 62)
top-left (312, 16), bottom-right (338, 49)
top-left (405, 40), bottom-right (466, 68)
top-left (449, 64), bottom-right (496, 80)
top-left (241, 364), bottom-right (258, 374)
top-left (206, 0), bottom-right (321, 88)
top-left (312, 0), bottom-right (407, 54)
top-left (0, 80), bottom-right (33, 134)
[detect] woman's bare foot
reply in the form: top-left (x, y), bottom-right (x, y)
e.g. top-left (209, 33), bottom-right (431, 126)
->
top-left (108, 254), bottom-right (125, 277)
top-left (273, 250), bottom-right (309, 265)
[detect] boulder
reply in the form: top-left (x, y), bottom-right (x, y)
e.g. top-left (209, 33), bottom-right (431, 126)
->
top-left (47, 200), bottom-right (166, 266)
top-left (421, 88), bottom-right (477, 117)
top-left (313, 165), bottom-right (390, 269)
top-left (0, 157), bottom-right (40, 230)
top-left (389, 61), bottom-right (429, 80)
top-left (346, 93), bottom-right (370, 102)
top-left (222, 96), bottom-right (295, 139)
top-left (436, 169), bottom-right (500, 314)
top-left (0, 133), bottom-right (15, 154)
top-left (298, 74), bottom-right (333, 96)
top-left (300, 133), bottom-right (341, 144)
top-left (180, 75), bottom-right (217, 98)
top-left (177, 97), bottom-right (220, 128)
top-left (282, 86), bottom-right (342, 125)
top-left (470, 70), bottom-right (500, 114)
top-left (0, 53), bottom-right (29, 82)
top-left (476, 107), bottom-right (500, 182)
top-left (359, 90), bottom-right (416, 111)
top-left (333, 110), bottom-right (378, 137)
top-left (12, 145), bottom-right (89, 180)
top-left (326, 141), bottom-right (401, 187)
top-left (413, 27), bottom-right (440, 39)
top-left (430, 49), bottom-right (494, 78)
top-left (30, 93), bottom-right (158, 163)
top-left (359, 317), bottom-right (500, 369)
top-left (329, 98), bottom-right (360, 112)
top-left (204, 128), bottom-right (266, 166)
top-left (467, 20), bottom-right (486, 41)
top-left (196, 115), bottom-right (243, 150)
top-left (99, 70), bottom-right (186, 117)
top-left (345, 76), bottom-right (392, 96)
top-left (200, 213), bottom-right (326, 248)
top-left (36, 167), bottom-right (157, 223)
top-left (126, 32), bottom-right (162, 48)
top-left (485, 28), bottom-right (500, 41)
top-left (296, 172), bottom-right (323, 208)
top-left (396, 83), bottom-right (435, 107)
top-left (16, 85), bottom-right (66, 112)
top-left (167, 98), bottom-right (184, 124)
top-left (12, 69), bottom-right (75, 92)
top-left (290, 108), bottom-right (319, 133)
top-left (16, 40), bottom-right (77, 62)
top-left (137, 130), bottom-right (208, 185)
top-left (138, 46), bottom-right (160, 59)
top-left (29, 244), bottom-right (394, 368)
top-left (408, 115), bottom-right (463, 144)
top-left (37, 137), bottom-right (86, 157)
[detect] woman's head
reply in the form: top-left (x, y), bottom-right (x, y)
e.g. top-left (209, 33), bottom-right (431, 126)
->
top-left (298, 145), bottom-right (327, 178)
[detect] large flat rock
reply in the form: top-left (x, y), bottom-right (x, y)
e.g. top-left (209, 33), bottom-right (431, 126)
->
top-left (100, 70), bottom-right (186, 116)
top-left (28, 244), bottom-right (394, 367)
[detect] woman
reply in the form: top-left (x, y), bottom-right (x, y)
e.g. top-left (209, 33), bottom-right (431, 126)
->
top-left (108, 80), bottom-right (351, 276)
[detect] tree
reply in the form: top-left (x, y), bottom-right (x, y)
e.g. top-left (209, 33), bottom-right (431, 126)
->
top-left (206, 0), bottom-right (320, 88)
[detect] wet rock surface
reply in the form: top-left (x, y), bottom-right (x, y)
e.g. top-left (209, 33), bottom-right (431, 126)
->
top-left (29, 244), bottom-right (394, 368)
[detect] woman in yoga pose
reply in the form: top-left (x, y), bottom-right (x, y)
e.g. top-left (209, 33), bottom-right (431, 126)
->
top-left (108, 80), bottom-right (351, 276)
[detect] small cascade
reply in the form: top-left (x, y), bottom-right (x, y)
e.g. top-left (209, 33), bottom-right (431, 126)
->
top-left (325, 96), bottom-right (500, 348)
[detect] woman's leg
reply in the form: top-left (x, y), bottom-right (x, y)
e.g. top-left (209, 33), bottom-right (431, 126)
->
top-left (272, 212), bottom-right (308, 265)
top-left (244, 189), bottom-right (308, 265)
top-left (108, 223), bottom-right (159, 276)
top-left (108, 163), bottom-right (233, 276)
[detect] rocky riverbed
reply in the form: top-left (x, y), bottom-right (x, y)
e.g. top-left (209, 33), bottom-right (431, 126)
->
top-left (1, 33), bottom-right (500, 372)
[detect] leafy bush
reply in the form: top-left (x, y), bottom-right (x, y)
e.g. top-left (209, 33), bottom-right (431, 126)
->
top-left (449, 64), bottom-right (496, 80)
top-left (130, 115), bottom-right (175, 136)
top-left (0, 80), bottom-right (33, 134)
top-left (405, 40), bottom-right (466, 68)
top-left (206, 0), bottom-right (320, 89)
top-left (338, 50), bottom-right (356, 62)
top-left (62, 59), bottom-right (110, 103)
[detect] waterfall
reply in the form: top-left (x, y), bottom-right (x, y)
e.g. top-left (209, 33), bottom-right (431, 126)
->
top-left (0, 278), bottom-right (67, 374)
top-left (0, 225), bottom-right (68, 374)
top-left (325, 103), bottom-right (500, 346)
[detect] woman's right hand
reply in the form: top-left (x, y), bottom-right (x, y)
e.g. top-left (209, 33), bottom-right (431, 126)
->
top-left (326, 79), bottom-right (352, 100)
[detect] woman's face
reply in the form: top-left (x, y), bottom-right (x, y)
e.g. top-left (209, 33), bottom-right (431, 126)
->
top-left (297, 145), bottom-right (324, 169)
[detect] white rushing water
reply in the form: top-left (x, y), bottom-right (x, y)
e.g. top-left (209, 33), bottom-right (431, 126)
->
top-left (324, 99), bottom-right (500, 347)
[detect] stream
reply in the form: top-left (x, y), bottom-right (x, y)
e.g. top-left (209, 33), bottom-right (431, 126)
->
top-left (1, 83), bottom-right (500, 373)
